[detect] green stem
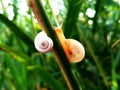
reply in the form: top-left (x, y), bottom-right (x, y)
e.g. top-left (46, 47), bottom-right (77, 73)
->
top-left (0, 14), bottom-right (35, 53)
top-left (0, 0), bottom-right (7, 16)
top-left (77, 24), bottom-right (109, 86)
top-left (0, 14), bottom-right (36, 52)
top-left (28, 0), bottom-right (81, 89)
top-left (92, 0), bottom-right (101, 34)
top-left (111, 49), bottom-right (120, 90)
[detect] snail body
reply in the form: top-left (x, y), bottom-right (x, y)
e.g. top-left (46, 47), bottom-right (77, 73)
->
top-left (34, 31), bottom-right (53, 53)
top-left (55, 27), bottom-right (85, 63)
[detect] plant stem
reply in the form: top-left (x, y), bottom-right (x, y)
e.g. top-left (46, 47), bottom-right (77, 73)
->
top-left (0, 14), bottom-right (35, 53)
top-left (0, 0), bottom-right (7, 16)
top-left (27, 0), bottom-right (81, 89)
top-left (77, 24), bottom-right (109, 86)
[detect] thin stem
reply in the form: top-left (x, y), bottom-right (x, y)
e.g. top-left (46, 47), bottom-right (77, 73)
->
top-left (0, 14), bottom-right (35, 53)
top-left (29, 8), bottom-right (37, 38)
top-left (92, 0), bottom-right (101, 34)
top-left (77, 24), bottom-right (109, 86)
top-left (47, 0), bottom-right (59, 26)
top-left (0, 0), bottom-right (7, 15)
top-left (111, 39), bottom-right (120, 48)
top-left (27, 0), bottom-right (81, 89)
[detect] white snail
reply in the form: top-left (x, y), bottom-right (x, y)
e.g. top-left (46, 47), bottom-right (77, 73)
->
top-left (34, 31), bottom-right (53, 53)
top-left (55, 27), bottom-right (85, 63)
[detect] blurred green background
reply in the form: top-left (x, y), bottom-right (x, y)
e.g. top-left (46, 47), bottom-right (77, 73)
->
top-left (0, 0), bottom-right (120, 90)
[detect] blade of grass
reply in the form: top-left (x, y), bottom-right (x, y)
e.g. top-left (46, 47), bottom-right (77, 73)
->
top-left (63, 0), bottom-right (83, 38)
top-left (4, 54), bottom-right (27, 90)
top-left (111, 49), bottom-right (120, 90)
top-left (0, 0), bottom-right (7, 15)
top-left (27, 0), bottom-right (81, 89)
top-left (76, 24), bottom-right (109, 86)
top-left (0, 14), bottom-right (36, 53)
top-left (62, 0), bottom-right (109, 87)
top-left (0, 44), bottom-right (66, 90)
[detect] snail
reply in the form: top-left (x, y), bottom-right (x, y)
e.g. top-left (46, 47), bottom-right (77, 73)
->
top-left (34, 31), bottom-right (53, 53)
top-left (55, 27), bottom-right (85, 63)
top-left (34, 27), bottom-right (85, 63)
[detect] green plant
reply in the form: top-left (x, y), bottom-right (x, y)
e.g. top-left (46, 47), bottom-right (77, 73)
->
top-left (0, 0), bottom-right (120, 90)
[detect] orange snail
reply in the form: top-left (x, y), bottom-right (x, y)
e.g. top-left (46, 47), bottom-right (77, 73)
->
top-left (54, 27), bottom-right (85, 63)
top-left (34, 27), bottom-right (85, 63)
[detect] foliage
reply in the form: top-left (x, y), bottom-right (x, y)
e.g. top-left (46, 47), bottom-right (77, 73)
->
top-left (0, 0), bottom-right (120, 90)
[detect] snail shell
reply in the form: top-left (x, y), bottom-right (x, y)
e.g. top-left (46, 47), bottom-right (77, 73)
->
top-left (55, 27), bottom-right (85, 63)
top-left (65, 39), bottom-right (85, 62)
top-left (34, 31), bottom-right (53, 53)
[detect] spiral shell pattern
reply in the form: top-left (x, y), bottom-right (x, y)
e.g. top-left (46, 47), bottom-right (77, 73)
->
top-left (34, 31), bottom-right (53, 53)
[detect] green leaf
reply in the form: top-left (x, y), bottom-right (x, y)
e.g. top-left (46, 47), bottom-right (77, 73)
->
top-left (0, 44), bottom-right (66, 90)
top-left (4, 54), bottom-right (27, 90)
top-left (0, 14), bottom-right (36, 53)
